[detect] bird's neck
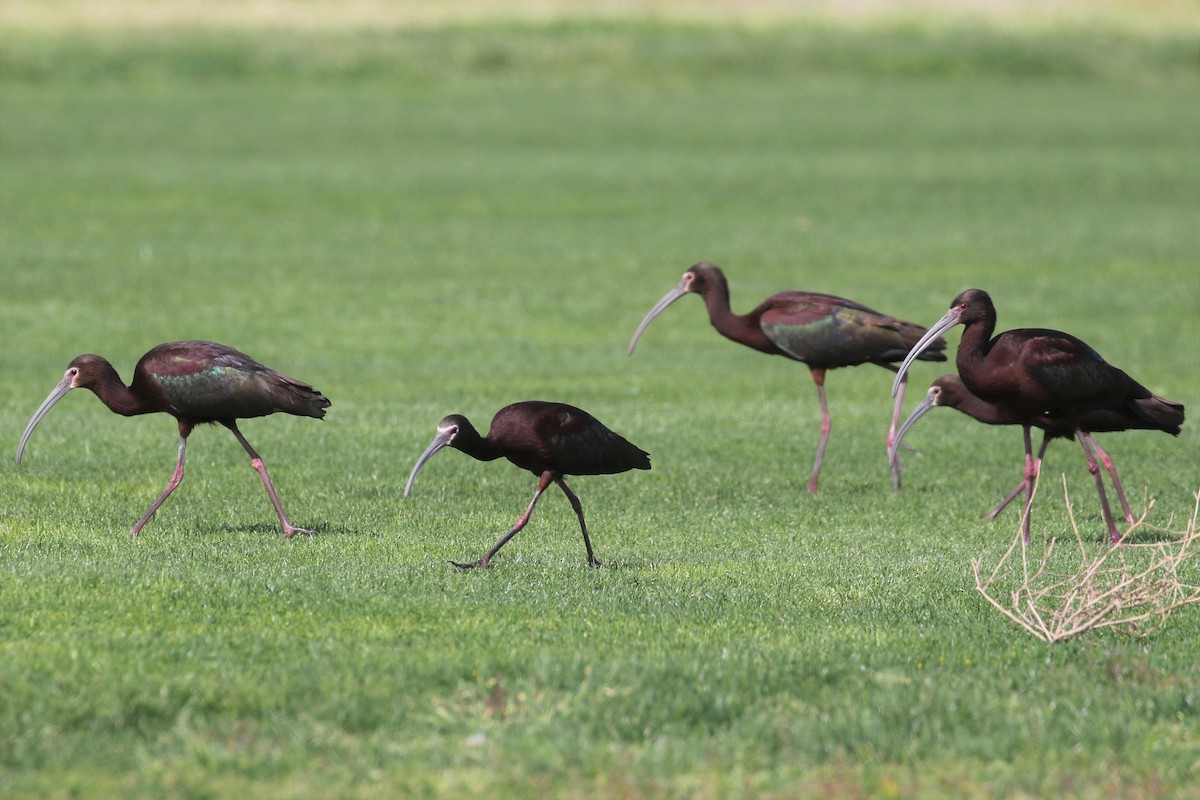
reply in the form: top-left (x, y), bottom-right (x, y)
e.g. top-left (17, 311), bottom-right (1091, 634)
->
top-left (91, 362), bottom-right (151, 417)
top-left (452, 425), bottom-right (504, 462)
top-left (956, 318), bottom-right (1000, 393)
top-left (955, 393), bottom-right (1018, 425)
top-left (701, 277), bottom-right (777, 354)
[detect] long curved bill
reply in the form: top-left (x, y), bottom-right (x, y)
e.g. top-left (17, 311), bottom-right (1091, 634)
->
top-left (627, 279), bottom-right (690, 355)
top-left (887, 387), bottom-right (939, 471)
top-left (16, 371), bottom-right (77, 464)
top-left (890, 308), bottom-right (963, 398)
top-left (403, 431), bottom-right (453, 498)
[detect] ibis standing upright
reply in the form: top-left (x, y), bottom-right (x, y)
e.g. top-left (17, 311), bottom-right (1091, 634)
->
top-left (404, 401), bottom-right (650, 569)
top-left (17, 341), bottom-right (330, 538)
top-left (891, 289), bottom-right (1184, 543)
top-left (628, 262), bottom-right (947, 491)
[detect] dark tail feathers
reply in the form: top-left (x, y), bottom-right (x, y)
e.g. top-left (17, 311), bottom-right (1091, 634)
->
top-left (277, 375), bottom-right (331, 419)
top-left (1133, 395), bottom-right (1184, 436)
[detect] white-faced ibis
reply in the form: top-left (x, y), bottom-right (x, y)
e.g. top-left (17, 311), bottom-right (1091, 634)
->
top-left (404, 401), bottom-right (650, 569)
top-left (17, 341), bottom-right (330, 538)
top-left (892, 289), bottom-right (1185, 543)
top-left (628, 262), bottom-right (947, 492)
top-left (889, 374), bottom-right (1183, 524)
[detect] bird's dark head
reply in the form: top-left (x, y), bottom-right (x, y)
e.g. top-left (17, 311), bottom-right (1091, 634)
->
top-left (890, 291), bottom-right (994, 400)
top-left (929, 374), bottom-right (970, 409)
top-left (628, 262), bottom-right (729, 355)
top-left (16, 353), bottom-right (115, 465)
top-left (947, 289), bottom-right (994, 326)
top-left (682, 262), bottom-right (725, 296)
top-left (889, 373), bottom-right (982, 469)
top-left (403, 414), bottom-right (478, 498)
top-left (436, 414), bottom-right (469, 446)
top-left (64, 354), bottom-right (116, 391)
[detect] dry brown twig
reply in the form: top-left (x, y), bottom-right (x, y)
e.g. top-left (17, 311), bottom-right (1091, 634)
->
top-left (972, 478), bottom-right (1200, 644)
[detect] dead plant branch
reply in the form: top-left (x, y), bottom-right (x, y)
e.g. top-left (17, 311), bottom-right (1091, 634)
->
top-left (972, 482), bottom-right (1200, 644)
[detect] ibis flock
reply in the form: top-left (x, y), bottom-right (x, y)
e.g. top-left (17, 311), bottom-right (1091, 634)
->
top-left (15, 267), bottom-right (1186, 566)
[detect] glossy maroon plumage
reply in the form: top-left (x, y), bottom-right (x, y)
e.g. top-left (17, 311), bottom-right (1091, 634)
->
top-left (628, 262), bottom-right (946, 492)
top-left (892, 290), bottom-right (1185, 543)
top-left (17, 341), bottom-right (330, 538)
top-left (404, 401), bottom-right (650, 569)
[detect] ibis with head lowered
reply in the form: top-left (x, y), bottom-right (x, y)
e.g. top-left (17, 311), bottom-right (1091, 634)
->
top-left (890, 374), bottom-right (1182, 525)
top-left (404, 401), bottom-right (650, 569)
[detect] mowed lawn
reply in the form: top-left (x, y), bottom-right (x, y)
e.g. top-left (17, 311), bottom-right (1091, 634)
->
top-left (2, 14), bottom-right (1199, 799)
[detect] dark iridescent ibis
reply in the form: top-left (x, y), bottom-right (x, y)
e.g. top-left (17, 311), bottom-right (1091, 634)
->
top-left (891, 289), bottom-right (1185, 543)
top-left (403, 401), bottom-right (651, 569)
top-left (889, 375), bottom-right (1183, 523)
top-left (628, 262), bottom-right (947, 491)
top-left (17, 341), bottom-right (330, 538)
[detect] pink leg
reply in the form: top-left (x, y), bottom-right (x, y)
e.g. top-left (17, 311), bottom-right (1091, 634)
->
top-left (557, 478), bottom-right (600, 568)
top-left (1086, 436), bottom-right (1134, 523)
top-left (986, 479), bottom-right (1028, 522)
top-left (986, 433), bottom-right (1051, 521)
top-left (223, 421), bottom-right (312, 539)
top-left (1078, 432), bottom-right (1121, 543)
top-left (453, 471), bottom-right (553, 570)
top-left (888, 371), bottom-right (906, 490)
top-left (1020, 425), bottom-right (1037, 544)
top-left (130, 434), bottom-right (188, 536)
top-left (808, 369), bottom-right (830, 493)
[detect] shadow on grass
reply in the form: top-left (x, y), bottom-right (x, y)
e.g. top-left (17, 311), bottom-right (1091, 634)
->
top-left (204, 521), bottom-right (359, 537)
top-left (1123, 529), bottom-right (1180, 545)
top-left (436, 554), bottom-right (660, 572)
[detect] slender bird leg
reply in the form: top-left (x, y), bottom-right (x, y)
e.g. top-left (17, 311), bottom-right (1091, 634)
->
top-left (222, 421), bottom-right (313, 539)
top-left (807, 368), bottom-right (830, 493)
top-left (1020, 425), bottom-right (1037, 544)
top-left (1077, 432), bottom-right (1121, 543)
top-left (987, 480), bottom-right (1027, 522)
top-left (1083, 434), bottom-right (1134, 524)
top-left (985, 433), bottom-right (1051, 521)
top-left (130, 431), bottom-right (190, 536)
top-left (452, 472), bottom-right (553, 570)
top-left (556, 478), bottom-right (600, 568)
top-left (887, 369), bottom-right (907, 491)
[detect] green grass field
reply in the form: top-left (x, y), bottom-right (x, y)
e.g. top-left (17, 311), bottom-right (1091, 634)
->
top-left (2, 7), bottom-right (1199, 798)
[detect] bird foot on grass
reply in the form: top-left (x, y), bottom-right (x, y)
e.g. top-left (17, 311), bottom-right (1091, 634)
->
top-left (282, 525), bottom-right (317, 539)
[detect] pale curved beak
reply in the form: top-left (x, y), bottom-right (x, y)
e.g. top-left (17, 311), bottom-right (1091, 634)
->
top-left (17, 371), bottom-right (76, 464)
top-left (887, 388), bottom-right (939, 470)
top-left (403, 431), bottom-right (453, 498)
top-left (628, 279), bottom-right (690, 355)
top-left (891, 308), bottom-right (962, 398)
